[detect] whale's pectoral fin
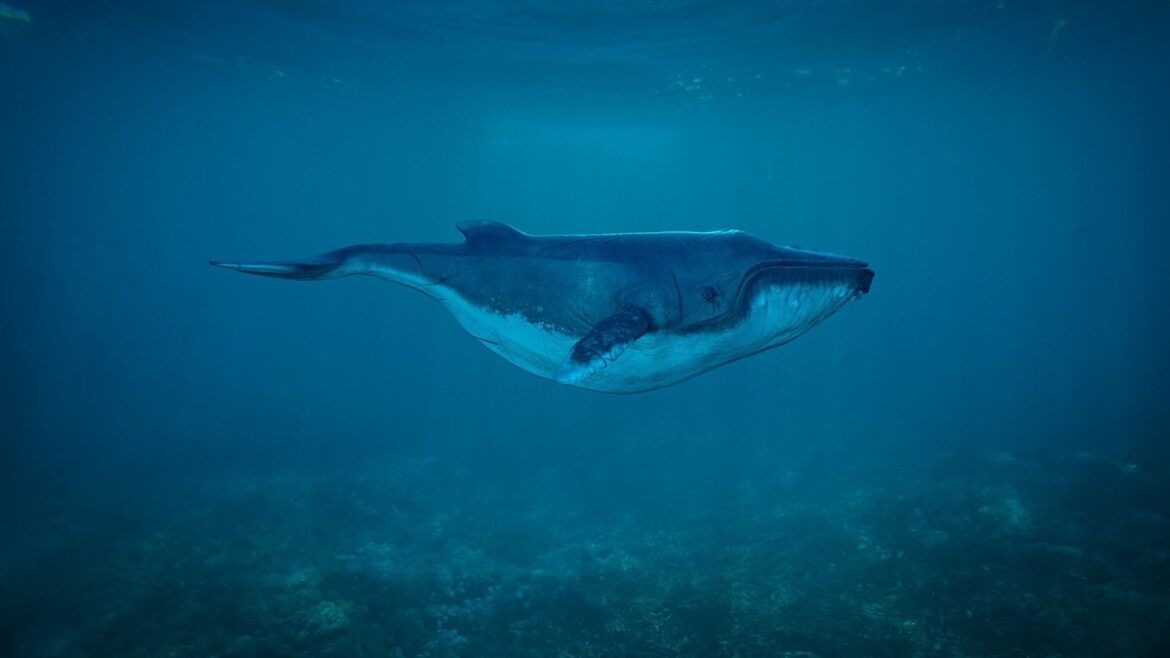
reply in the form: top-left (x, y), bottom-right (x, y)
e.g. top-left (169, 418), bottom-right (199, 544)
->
top-left (554, 307), bottom-right (652, 385)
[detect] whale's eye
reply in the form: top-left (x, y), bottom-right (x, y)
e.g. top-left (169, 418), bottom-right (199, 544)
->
top-left (702, 286), bottom-right (719, 303)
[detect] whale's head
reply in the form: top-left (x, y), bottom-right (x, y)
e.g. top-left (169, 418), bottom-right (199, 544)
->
top-left (677, 233), bottom-right (873, 354)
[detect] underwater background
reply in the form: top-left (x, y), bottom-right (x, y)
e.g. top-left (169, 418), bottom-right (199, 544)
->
top-left (2, 1), bottom-right (1169, 656)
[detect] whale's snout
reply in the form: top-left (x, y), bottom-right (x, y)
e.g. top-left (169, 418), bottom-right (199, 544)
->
top-left (815, 254), bottom-right (873, 295)
top-left (856, 267), bottom-right (874, 295)
top-left (773, 247), bottom-right (874, 297)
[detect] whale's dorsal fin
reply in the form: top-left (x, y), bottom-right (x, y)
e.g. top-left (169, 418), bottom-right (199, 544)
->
top-left (456, 221), bottom-right (526, 243)
top-left (554, 307), bottom-right (652, 386)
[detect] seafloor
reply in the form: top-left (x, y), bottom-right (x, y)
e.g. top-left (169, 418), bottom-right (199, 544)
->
top-left (3, 447), bottom-right (1168, 658)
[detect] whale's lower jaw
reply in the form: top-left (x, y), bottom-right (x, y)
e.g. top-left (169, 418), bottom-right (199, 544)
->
top-left (436, 279), bottom-right (862, 394)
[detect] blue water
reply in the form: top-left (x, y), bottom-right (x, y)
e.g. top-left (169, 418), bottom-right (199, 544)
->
top-left (2, 2), bottom-right (1169, 656)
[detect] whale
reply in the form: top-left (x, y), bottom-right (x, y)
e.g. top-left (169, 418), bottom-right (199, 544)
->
top-left (211, 222), bottom-right (874, 393)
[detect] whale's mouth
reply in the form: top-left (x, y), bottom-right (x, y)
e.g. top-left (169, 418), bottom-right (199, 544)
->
top-left (738, 255), bottom-right (874, 298)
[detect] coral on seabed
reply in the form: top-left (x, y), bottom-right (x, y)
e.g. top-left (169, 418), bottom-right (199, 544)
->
top-left (3, 449), bottom-right (1168, 658)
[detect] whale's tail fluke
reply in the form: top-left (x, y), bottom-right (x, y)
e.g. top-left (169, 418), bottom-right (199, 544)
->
top-left (208, 253), bottom-right (350, 280)
top-left (210, 244), bottom-right (446, 293)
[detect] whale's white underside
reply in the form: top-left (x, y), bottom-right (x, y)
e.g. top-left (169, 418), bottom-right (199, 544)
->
top-left (429, 279), bottom-right (857, 393)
